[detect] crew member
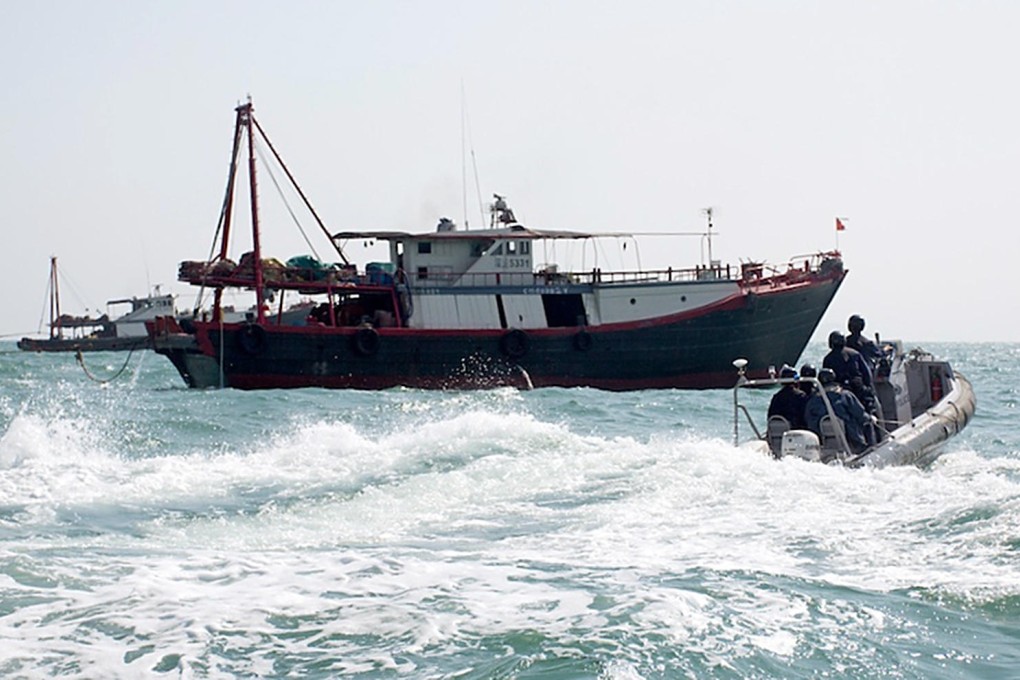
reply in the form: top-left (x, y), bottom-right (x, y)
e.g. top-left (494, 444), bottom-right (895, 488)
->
top-left (804, 368), bottom-right (873, 453)
top-left (845, 314), bottom-right (883, 369)
top-left (799, 364), bottom-right (818, 395)
top-left (768, 365), bottom-right (809, 430)
top-left (823, 330), bottom-right (876, 412)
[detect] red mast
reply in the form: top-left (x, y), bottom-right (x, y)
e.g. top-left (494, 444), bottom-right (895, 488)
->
top-left (240, 101), bottom-right (266, 323)
top-left (207, 98), bottom-right (344, 324)
top-left (49, 256), bottom-right (61, 340)
top-left (212, 104), bottom-right (246, 321)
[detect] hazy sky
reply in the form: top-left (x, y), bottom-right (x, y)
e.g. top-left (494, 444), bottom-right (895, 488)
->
top-left (2, 1), bottom-right (1018, 342)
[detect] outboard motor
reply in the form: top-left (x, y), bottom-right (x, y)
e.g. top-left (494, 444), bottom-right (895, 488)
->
top-left (781, 430), bottom-right (822, 462)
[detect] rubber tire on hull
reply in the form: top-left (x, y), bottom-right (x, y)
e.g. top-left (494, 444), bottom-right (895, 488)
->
top-left (237, 323), bottom-right (268, 355)
top-left (353, 327), bottom-right (381, 356)
top-left (500, 329), bottom-right (530, 359)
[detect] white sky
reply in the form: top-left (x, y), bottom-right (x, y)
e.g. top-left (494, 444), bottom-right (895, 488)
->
top-left (2, 1), bottom-right (1018, 342)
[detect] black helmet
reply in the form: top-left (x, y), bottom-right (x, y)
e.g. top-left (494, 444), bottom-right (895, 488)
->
top-left (818, 368), bottom-right (837, 385)
top-left (848, 314), bottom-right (865, 333)
top-left (780, 364), bottom-right (797, 379)
top-left (800, 364), bottom-right (817, 378)
top-left (828, 330), bottom-right (845, 349)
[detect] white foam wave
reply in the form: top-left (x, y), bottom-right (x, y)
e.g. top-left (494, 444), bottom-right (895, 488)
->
top-left (3, 403), bottom-right (1020, 676)
top-left (5, 408), bottom-right (1020, 597)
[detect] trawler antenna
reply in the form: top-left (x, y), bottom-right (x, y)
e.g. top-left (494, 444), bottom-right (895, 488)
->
top-left (460, 83), bottom-right (486, 230)
top-left (702, 206), bottom-right (715, 267)
top-left (461, 81), bottom-right (467, 229)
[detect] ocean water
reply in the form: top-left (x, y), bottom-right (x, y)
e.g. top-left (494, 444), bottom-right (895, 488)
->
top-left (0, 341), bottom-right (1017, 679)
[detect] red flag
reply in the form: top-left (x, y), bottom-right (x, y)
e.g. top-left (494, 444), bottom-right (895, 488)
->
top-left (836, 217), bottom-right (847, 232)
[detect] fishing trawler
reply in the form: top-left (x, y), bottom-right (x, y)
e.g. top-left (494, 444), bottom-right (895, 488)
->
top-left (147, 100), bottom-right (847, 390)
top-left (18, 257), bottom-right (176, 353)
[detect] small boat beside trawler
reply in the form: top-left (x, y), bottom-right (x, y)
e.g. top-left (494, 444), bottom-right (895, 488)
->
top-left (733, 340), bottom-right (975, 468)
top-left (147, 100), bottom-right (848, 390)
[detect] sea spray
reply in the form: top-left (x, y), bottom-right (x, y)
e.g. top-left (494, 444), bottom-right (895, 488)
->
top-left (1, 341), bottom-right (1018, 677)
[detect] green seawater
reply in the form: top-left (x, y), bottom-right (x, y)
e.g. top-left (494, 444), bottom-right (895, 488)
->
top-left (1, 341), bottom-right (1018, 678)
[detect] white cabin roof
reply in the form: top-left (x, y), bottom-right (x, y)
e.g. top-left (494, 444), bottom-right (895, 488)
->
top-left (332, 225), bottom-right (634, 243)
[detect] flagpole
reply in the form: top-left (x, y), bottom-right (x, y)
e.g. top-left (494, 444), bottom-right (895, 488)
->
top-left (835, 217), bottom-right (847, 252)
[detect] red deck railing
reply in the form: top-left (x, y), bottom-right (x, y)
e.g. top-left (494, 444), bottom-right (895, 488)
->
top-left (177, 252), bottom-right (841, 294)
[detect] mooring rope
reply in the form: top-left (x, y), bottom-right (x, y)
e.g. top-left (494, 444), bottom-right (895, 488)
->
top-left (75, 346), bottom-right (137, 384)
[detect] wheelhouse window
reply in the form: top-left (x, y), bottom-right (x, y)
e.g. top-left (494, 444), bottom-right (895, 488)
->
top-left (417, 242), bottom-right (432, 254)
top-left (471, 240), bottom-right (494, 257)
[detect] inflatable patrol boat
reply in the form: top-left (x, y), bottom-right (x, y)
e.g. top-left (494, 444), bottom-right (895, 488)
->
top-left (732, 342), bottom-right (976, 468)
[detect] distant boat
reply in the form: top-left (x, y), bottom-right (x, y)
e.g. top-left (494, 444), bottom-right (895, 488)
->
top-left (18, 256), bottom-right (176, 353)
top-left (148, 100), bottom-right (846, 390)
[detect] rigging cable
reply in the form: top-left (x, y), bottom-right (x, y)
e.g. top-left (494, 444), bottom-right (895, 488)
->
top-left (57, 268), bottom-right (100, 320)
top-left (460, 92), bottom-right (487, 228)
top-left (196, 127), bottom-right (245, 315)
top-left (75, 346), bottom-right (138, 384)
top-left (35, 276), bottom-right (49, 334)
top-left (253, 137), bottom-right (321, 260)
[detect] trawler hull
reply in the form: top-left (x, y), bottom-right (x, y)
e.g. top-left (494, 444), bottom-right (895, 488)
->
top-left (151, 273), bottom-right (843, 390)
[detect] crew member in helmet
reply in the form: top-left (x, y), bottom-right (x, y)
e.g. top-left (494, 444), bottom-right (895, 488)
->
top-left (823, 330), bottom-right (876, 412)
top-left (799, 364), bottom-right (818, 395)
top-left (768, 364), bottom-right (809, 430)
top-left (845, 314), bottom-right (883, 368)
top-left (804, 368), bottom-right (873, 453)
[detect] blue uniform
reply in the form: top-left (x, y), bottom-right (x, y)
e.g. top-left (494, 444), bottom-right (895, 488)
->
top-left (768, 385), bottom-right (810, 430)
top-left (805, 385), bottom-right (870, 452)
top-left (823, 346), bottom-right (872, 388)
top-left (846, 332), bottom-right (883, 367)
top-left (823, 345), bottom-right (877, 414)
